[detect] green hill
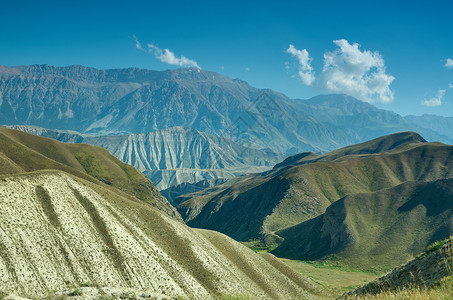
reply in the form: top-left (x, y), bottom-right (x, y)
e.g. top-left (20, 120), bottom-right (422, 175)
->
top-left (273, 179), bottom-right (453, 271)
top-left (177, 132), bottom-right (453, 245)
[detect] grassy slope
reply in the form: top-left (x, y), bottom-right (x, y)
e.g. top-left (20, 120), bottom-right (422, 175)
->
top-left (346, 238), bottom-right (453, 299)
top-left (350, 275), bottom-right (453, 300)
top-left (177, 132), bottom-right (453, 243)
top-left (0, 127), bottom-right (179, 219)
top-left (273, 179), bottom-right (453, 272)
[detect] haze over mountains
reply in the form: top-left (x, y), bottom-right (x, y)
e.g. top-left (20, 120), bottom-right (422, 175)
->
top-left (1, 64), bottom-right (451, 155)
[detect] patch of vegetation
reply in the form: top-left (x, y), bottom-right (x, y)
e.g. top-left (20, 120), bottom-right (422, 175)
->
top-left (349, 275), bottom-right (453, 299)
top-left (0, 291), bottom-right (7, 299)
top-left (69, 288), bottom-right (82, 296)
top-left (220, 294), bottom-right (251, 300)
top-left (426, 236), bottom-right (452, 254)
top-left (79, 282), bottom-right (93, 287)
top-left (280, 258), bottom-right (378, 297)
top-left (241, 238), bottom-right (281, 253)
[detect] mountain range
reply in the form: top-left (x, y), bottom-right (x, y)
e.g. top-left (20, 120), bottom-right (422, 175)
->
top-left (3, 64), bottom-right (453, 195)
top-left (1, 64), bottom-right (452, 157)
top-left (1, 64), bottom-right (453, 298)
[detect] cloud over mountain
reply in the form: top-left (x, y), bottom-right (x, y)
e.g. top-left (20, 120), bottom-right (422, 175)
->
top-left (134, 35), bottom-right (200, 68)
top-left (422, 89), bottom-right (445, 107)
top-left (286, 39), bottom-right (395, 104)
top-left (286, 44), bottom-right (315, 86)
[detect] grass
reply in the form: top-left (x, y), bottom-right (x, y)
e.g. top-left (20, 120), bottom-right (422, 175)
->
top-left (349, 275), bottom-right (453, 299)
top-left (280, 258), bottom-right (379, 297)
top-left (241, 239), bottom-right (281, 253)
top-left (273, 176), bottom-right (453, 272)
top-left (426, 236), bottom-right (453, 254)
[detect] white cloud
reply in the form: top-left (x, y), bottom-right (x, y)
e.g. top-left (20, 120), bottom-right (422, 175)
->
top-left (219, 66), bottom-right (224, 70)
top-left (148, 44), bottom-right (200, 68)
top-left (321, 39), bottom-right (394, 103)
top-left (133, 35), bottom-right (142, 50)
top-left (285, 39), bottom-right (395, 103)
top-left (133, 36), bottom-right (200, 68)
top-left (421, 89), bottom-right (445, 107)
top-left (445, 58), bottom-right (453, 69)
top-left (449, 83), bottom-right (453, 89)
top-left (286, 44), bottom-right (315, 86)
top-left (245, 67), bottom-right (250, 71)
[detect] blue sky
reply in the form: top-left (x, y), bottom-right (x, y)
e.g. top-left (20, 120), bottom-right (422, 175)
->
top-left (1, 0), bottom-right (453, 116)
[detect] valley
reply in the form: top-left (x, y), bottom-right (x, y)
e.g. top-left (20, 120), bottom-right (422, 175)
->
top-left (1, 65), bottom-right (453, 299)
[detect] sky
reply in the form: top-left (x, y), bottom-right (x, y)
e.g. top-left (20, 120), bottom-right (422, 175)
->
top-left (1, 0), bottom-right (453, 116)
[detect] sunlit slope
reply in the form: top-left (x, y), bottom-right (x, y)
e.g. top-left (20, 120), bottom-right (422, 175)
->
top-left (177, 132), bottom-right (453, 242)
top-left (0, 127), bottom-right (179, 219)
top-left (0, 171), bottom-right (321, 299)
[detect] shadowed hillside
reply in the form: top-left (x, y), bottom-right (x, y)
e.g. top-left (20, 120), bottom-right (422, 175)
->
top-left (273, 179), bottom-right (453, 271)
top-left (177, 132), bottom-right (453, 244)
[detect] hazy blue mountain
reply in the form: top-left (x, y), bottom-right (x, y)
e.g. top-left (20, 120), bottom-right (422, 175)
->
top-left (1, 64), bottom-right (451, 156)
top-left (405, 114), bottom-right (453, 140)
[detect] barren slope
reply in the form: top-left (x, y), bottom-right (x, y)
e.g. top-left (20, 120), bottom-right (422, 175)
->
top-left (0, 171), bottom-right (321, 299)
top-left (6, 125), bottom-right (283, 191)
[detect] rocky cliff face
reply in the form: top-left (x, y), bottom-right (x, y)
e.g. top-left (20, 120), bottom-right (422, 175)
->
top-left (84, 127), bottom-right (282, 189)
